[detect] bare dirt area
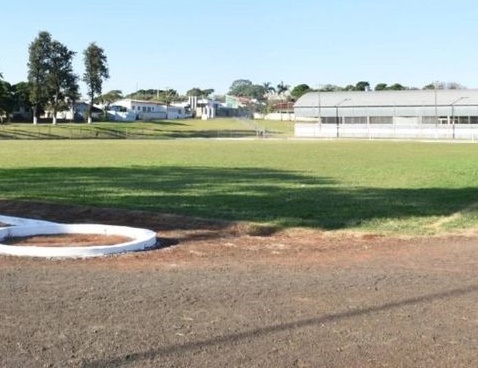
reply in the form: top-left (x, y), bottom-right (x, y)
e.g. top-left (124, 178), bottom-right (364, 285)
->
top-left (0, 199), bottom-right (477, 368)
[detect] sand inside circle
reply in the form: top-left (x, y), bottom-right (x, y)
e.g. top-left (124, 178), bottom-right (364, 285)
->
top-left (2, 234), bottom-right (133, 247)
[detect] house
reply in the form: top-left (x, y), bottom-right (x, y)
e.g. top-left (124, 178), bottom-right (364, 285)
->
top-left (188, 96), bottom-right (227, 119)
top-left (50, 102), bottom-right (102, 122)
top-left (110, 99), bottom-right (186, 120)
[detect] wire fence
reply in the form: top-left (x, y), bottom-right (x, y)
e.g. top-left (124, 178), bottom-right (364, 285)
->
top-left (0, 125), bottom-right (283, 140)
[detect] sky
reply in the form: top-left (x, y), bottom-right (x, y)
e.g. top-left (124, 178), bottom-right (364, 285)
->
top-left (1, 0), bottom-right (478, 97)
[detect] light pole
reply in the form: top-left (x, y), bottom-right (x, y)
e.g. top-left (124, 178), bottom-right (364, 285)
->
top-left (434, 81), bottom-right (438, 126)
top-left (450, 96), bottom-right (468, 139)
top-left (335, 98), bottom-right (351, 138)
top-left (315, 84), bottom-right (322, 125)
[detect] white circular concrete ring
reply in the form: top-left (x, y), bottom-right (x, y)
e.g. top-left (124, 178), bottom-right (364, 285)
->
top-left (0, 223), bottom-right (157, 258)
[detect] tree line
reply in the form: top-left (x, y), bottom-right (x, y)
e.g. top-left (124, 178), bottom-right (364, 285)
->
top-left (0, 32), bottom-right (468, 123)
top-left (229, 80), bottom-right (467, 102)
top-left (0, 31), bottom-right (109, 124)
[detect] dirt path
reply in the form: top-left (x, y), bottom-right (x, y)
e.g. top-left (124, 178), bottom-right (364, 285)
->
top-left (0, 200), bottom-right (477, 367)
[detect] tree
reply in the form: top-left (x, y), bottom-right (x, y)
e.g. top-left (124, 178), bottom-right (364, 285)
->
top-left (186, 87), bottom-right (202, 97)
top-left (154, 89), bottom-right (178, 105)
top-left (290, 84), bottom-right (311, 100)
top-left (388, 83), bottom-right (407, 91)
top-left (126, 89), bottom-right (157, 100)
top-left (276, 81), bottom-right (290, 121)
top-left (10, 82), bottom-right (32, 121)
top-left (186, 87), bottom-right (215, 98)
top-left (319, 84), bottom-right (342, 92)
top-left (47, 39), bottom-right (78, 124)
top-left (0, 79), bottom-right (14, 123)
top-left (83, 42), bottom-right (109, 124)
top-left (247, 85), bottom-right (267, 100)
top-left (96, 90), bottom-right (122, 119)
top-left (228, 79), bottom-right (253, 96)
top-left (446, 82), bottom-right (466, 90)
top-left (202, 88), bottom-right (215, 98)
top-left (27, 31), bottom-right (78, 124)
top-left (262, 82), bottom-right (276, 95)
top-left (99, 89), bottom-right (122, 107)
top-left (355, 81), bottom-right (370, 91)
top-left (276, 81), bottom-right (289, 97)
top-left (374, 83), bottom-right (388, 91)
top-left (27, 31), bottom-right (52, 124)
top-left (228, 79), bottom-right (266, 100)
top-left (423, 81), bottom-right (466, 90)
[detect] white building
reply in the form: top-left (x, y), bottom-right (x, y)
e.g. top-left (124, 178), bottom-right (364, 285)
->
top-left (111, 99), bottom-right (186, 121)
top-left (294, 90), bottom-right (478, 140)
top-left (188, 96), bottom-right (222, 119)
top-left (51, 102), bottom-right (102, 122)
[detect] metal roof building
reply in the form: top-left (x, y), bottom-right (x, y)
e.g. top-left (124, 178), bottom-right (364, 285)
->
top-left (294, 90), bottom-right (478, 139)
top-left (295, 89), bottom-right (478, 124)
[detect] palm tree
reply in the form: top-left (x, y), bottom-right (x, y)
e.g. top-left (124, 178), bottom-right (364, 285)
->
top-left (276, 81), bottom-right (289, 97)
top-left (262, 82), bottom-right (276, 95)
top-left (276, 81), bottom-right (289, 121)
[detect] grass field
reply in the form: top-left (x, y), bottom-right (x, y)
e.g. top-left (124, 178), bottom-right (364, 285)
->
top-left (0, 118), bottom-right (292, 139)
top-left (1, 139), bottom-right (477, 235)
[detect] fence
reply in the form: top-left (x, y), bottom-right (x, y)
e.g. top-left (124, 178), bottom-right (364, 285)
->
top-left (295, 123), bottom-right (478, 141)
top-left (0, 125), bottom-right (276, 140)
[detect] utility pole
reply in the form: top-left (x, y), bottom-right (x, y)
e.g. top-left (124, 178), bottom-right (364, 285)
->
top-left (335, 98), bottom-right (351, 138)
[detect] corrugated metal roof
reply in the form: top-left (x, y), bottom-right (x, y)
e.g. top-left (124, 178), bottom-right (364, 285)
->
top-left (294, 89), bottom-right (478, 108)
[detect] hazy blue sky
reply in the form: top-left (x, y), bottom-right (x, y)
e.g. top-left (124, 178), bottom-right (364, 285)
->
top-left (1, 0), bottom-right (477, 96)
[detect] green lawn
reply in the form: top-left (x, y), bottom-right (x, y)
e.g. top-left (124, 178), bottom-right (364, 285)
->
top-left (0, 139), bottom-right (477, 235)
top-left (0, 118), bottom-right (292, 139)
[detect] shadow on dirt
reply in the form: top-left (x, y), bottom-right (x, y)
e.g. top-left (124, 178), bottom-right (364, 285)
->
top-left (82, 283), bottom-right (478, 367)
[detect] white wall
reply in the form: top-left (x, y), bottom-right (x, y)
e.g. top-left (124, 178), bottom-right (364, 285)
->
top-left (166, 107), bottom-right (186, 119)
top-left (107, 111), bottom-right (137, 122)
top-left (253, 112), bottom-right (295, 121)
top-left (295, 123), bottom-right (478, 140)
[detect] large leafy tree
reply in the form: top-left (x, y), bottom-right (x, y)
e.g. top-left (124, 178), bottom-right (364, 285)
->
top-left (228, 79), bottom-right (267, 100)
top-left (228, 79), bottom-right (253, 96)
top-left (98, 89), bottom-right (123, 118)
top-left (290, 84), bottom-right (311, 100)
top-left (27, 31), bottom-right (78, 124)
top-left (83, 42), bottom-right (109, 124)
top-left (186, 87), bottom-right (215, 98)
top-left (354, 81), bottom-right (370, 91)
top-left (374, 83), bottom-right (388, 91)
top-left (48, 39), bottom-right (78, 124)
top-left (156, 89), bottom-right (178, 105)
top-left (0, 79), bottom-right (14, 122)
top-left (27, 31), bottom-right (52, 124)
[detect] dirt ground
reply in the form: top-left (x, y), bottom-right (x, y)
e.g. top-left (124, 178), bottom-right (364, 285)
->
top-left (2, 234), bottom-right (132, 247)
top-left (0, 200), bottom-right (477, 368)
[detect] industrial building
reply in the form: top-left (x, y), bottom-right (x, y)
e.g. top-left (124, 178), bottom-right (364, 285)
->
top-left (294, 89), bottom-right (478, 140)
